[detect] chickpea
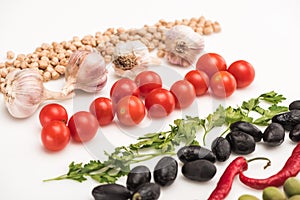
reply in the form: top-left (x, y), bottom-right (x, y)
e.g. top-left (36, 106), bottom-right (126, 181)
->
top-left (6, 51), bottom-right (15, 60)
top-left (0, 62), bottom-right (6, 68)
top-left (54, 65), bottom-right (65, 74)
top-left (43, 71), bottom-right (51, 81)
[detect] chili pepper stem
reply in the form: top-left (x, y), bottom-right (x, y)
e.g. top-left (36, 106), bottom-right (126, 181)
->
top-left (247, 157), bottom-right (271, 169)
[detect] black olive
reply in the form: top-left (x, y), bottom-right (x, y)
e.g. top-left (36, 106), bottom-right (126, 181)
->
top-left (126, 165), bottom-right (151, 191)
top-left (177, 145), bottom-right (216, 164)
top-left (153, 156), bottom-right (178, 186)
top-left (226, 131), bottom-right (256, 155)
top-left (289, 123), bottom-right (300, 142)
top-left (272, 110), bottom-right (300, 131)
top-left (263, 122), bottom-right (285, 146)
top-left (131, 182), bottom-right (160, 200)
top-left (211, 137), bottom-right (231, 162)
top-left (181, 159), bottom-right (216, 182)
top-left (92, 184), bottom-right (132, 200)
top-left (289, 100), bottom-right (300, 110)
top-left (230, 121), bottom-right (263, 142)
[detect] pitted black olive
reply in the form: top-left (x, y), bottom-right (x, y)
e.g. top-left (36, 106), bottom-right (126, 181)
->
top-left (230, 121), bottom-right (263, 142)
top-left (272, 110), bottom-right (300, 131)
top-left (153, 156), bottom-right (178, 186)
top-left (226, 131), bottom-right (256, 155)
top-left (92, 183), bottom-right (132, 200)
top-left (177, 145), bottom-right (216, 164)
top-left (211, 136), bottom-right (231, 162)
top-left (181, 159), bottom-right (216, 182)
top-left (289, 123), bottom-right (300, 142)
top-left (289, 100), bottom-right (300, 110)
top-left (131, 182), bottom-right (160, 200)
top-left (263, 122), bottom-right (285, 146)
top-left (126, 165), bottom-right (151, 191)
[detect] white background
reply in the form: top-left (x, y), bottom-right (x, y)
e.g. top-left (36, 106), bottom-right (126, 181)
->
top-left (0, 0), bottom-right (300, 199)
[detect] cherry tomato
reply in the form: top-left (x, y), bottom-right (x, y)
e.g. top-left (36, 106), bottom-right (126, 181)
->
top-left (68, 111), bottom-right (99, 143)
top-left (110, 78), bottom-right (140, 106)
top-left (184, 70), bottom-right (209, 96)
top-left (210, 71), bottom-right (237, 98)
top-left (89, 97), bottom-right (114, 126)
top-left (145, 88), bottom-right (175, 118)
top-left (227, 60), bottom-right (255, 88)
top-left (134, 71), bottom-right (162, 97)
top-left (39, 103), bottom-right (68, 127)
top-left (196, 53), bottom-right (227, 77)
top-left (170, 80), bottom-right (196, 109)
top-left (116, 95), bottom-right (146, 126)
top-left (41, 120), bottom-right (70, 151)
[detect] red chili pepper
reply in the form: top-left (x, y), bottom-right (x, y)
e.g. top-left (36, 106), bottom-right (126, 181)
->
top-left (239, 142), bottom-right (300, 190)
top-left (208, 157), bottom-right (247, 200)
top-left (208, 156), bottom-right (270, 200)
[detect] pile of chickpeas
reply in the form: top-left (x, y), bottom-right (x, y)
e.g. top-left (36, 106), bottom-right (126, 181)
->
top-left (0, 16), bottom-right (221, 93)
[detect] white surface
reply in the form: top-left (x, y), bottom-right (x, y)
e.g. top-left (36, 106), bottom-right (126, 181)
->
top-left (1, 0), bottom-right (300, 199)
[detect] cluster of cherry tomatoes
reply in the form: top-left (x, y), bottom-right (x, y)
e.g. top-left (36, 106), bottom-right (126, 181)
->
top-left (196, 53), bottom-right (255, 97)
top-left (39, 104), bottom-right (99, 151)
top-left (39, 52), bottom-right (255, 152)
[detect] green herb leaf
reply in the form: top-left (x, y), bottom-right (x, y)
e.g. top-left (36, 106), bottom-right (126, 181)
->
top-left (241, 98), bottom-right (260, 112)
top-left (259, 91), bottom-right (286, 104)
top-left (206, 105), bottom-right (226, 130)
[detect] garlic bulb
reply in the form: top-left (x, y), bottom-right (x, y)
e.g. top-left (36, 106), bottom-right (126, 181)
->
top-left (62, 50), bottom-right (107, 95)
top-left (165, 25), bottom-right (205, 67)
top-left (3, 68), bottom-right (71, 118)
top-left (111, 40), bottom-right (161, 79)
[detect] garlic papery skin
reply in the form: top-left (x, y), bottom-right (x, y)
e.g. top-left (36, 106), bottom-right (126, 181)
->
top-left (62, 50), bottom-right (107, 95)
top-left (3, 68), bottom-right (71, 118)
top-left (165, 25), bottom-right (205, 67)
top-left (111, 40), bottom-right (161, 79)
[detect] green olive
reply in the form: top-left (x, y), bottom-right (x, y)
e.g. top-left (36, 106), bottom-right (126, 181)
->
top-left (262, 186), bottom-right (285, 200)
top-left (284, 177), bottom-right (300, 197)
top-left (288, 195), bottom-right (300, 200)
top-left (238, 194), bottom-right (259, 200)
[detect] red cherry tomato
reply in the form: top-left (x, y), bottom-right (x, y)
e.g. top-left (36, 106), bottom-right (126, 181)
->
top-left (184, 70), bottom-right (209, 96)
top-left (110, 78), bottom-right (140, 106)
top-left (145, 88), bottom-right (175, 118)
top-left (210, 71), bottom-right (237, 98)
top-left (170, 80), bottom-right (196, 109)
top-left (41, 120), bottom-right (70, 151)
top-left (196, 53), bottom-right (227, 77)
top-left (89, 97), bottom-right (114, 126)
top-left (134, 71), bottom-right (162, 97)
top-left (39, 103), bottom-right (68, 127)
top-left (227, 60), bottom-right (255, 88)
top-left (116, 95), bottom-right (146, 126)
top-left (68, 111), bottom-right (99, 143)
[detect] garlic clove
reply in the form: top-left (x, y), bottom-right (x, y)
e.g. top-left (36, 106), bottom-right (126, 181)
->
top-left (62, 50), bottom-right (107, 95)
top-left (165, 25), bottom-right (205, 67)
top-left (75, 52), bottom-right (107, 92)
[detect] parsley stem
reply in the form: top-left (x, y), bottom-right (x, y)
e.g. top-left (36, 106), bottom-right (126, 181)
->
top-left (128, 151), bottom-right (176, 165)
top-left (43, 174), bottom-right (69, 182)
top-left (202, 128), bottom-right (212, 146)
top-left (220, 125), bottom-right (230, 138)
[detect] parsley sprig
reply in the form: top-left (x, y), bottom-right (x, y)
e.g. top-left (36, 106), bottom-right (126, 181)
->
top-left (201, 91), bottom-right (288, 144)
top-left (44, 91), bottom-right (288, 184)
